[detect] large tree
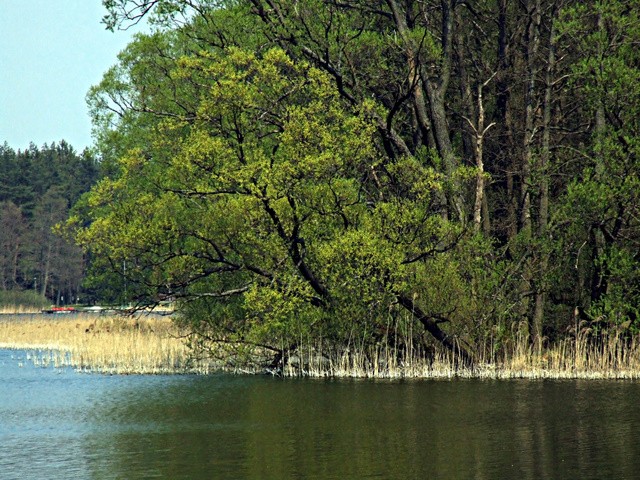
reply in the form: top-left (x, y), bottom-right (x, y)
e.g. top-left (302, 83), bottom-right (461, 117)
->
top-left (88, 0), bottom-right (640, 369)
top-left (73, 39), bottom-right (497, 366)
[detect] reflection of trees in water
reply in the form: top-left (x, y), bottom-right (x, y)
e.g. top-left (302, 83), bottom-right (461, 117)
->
top-left (83, 377), bottom-right (640, 479)
top-left (82, 376), bottom-right (253, 479)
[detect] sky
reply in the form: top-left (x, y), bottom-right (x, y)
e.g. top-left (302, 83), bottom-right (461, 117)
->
top-left (0, 0), bottom-right (147, 152)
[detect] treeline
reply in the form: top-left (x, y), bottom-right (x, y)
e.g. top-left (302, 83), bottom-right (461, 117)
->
top-left (0, 141), bottom-right (99, 304)
top-left (69, 0), bottom-right (640, 367)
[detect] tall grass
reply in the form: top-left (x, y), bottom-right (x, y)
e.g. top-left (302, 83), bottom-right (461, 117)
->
top-left (0, 313), bottom-right (212, 374)
top-left (2, 313), bottom-right (640, 378)
top-left (477, 325), bottom-right (640, 379)
top-left (277, 326), bottom-right (640, 379)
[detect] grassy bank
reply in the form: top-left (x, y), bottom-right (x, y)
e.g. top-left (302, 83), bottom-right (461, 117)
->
top-left (0, 313), bottom-right (212, 374)
top-left (2, 314), bottom-right (640, 378)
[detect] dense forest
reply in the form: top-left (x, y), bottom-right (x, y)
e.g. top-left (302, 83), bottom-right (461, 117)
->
top-left (0, 142), bottom-right (99, 305)
top-left (65, 0), bottom-right (640, 368)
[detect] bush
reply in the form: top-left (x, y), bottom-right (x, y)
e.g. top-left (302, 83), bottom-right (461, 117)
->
top-left (0, 290), bottom-right (50, 312)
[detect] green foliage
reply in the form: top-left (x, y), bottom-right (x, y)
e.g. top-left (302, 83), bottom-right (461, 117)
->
top-left (0, 141), bottom-right (98, 216)
top-left (0, 289), bottom-right (50, 309)
top-left (550, 0), bottom-right (640, 330)
top-left (586, 246), bottom-right (640, 327)
top-left (86, 0), bottom-right (640, 369)
top-left (0, 142), bottom-right (99, 302)
top-left (72, 37), bottom-right (498, 364)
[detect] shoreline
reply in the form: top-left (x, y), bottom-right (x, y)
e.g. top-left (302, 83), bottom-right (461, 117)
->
top-left (2, 313), bottom-right (640, 379)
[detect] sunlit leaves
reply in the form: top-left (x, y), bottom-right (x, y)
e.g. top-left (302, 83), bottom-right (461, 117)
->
top-left (74, 14), bottom-right (488, 358)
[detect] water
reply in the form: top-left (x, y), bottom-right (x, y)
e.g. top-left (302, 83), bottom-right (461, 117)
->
top-left (2, 349), bottom-right (640, 479)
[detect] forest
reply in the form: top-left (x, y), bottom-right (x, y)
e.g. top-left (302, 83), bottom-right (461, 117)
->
top-left (58, 0), bottom-right (640, 370)
top-left (0, 142), bottom-right (99, 306)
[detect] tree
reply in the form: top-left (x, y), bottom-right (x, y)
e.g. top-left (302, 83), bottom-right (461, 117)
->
top-left (0, 201), bottom-right (27, 290)
top-left (0, 142), bottom-right (99, 301)
top-left (553, 0), bottom-right (640, 328)
top-left (93, 0), bottom-right (640, 368)
top-left (72, 42), bottom-right (491, 366)
top-left (32, 187), bottom-right (81, 302)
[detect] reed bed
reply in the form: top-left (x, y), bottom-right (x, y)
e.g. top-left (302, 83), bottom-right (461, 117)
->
top-left (478, 328), bottom-right (640, 380)
top-left (0, 305), bottom-right (43, 314)
top-left (279, 328), bottom-right (640, 379)
top-left (2, 313), bottom-right (640, 378)
top-left (0, 313), bottom-right (212, 374)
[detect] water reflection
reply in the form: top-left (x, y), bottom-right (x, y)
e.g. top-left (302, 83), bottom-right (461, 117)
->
top-left (2, 349), bottom-right (640, 479)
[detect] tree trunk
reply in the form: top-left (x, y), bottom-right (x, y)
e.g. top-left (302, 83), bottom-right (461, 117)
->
top-left (468, 75), bottom-right (496, 234)
top-left (397, 294), bottom-right (474, 369)
top-left (495, 0), bottom-right (518, 240)
top-left (532, 13), bottom-right (557, 350)
top-left (11, 243), bottom-right (21, 287)
top-left (521, 0), bottom-right (541, 236)
top-left (40, 242), bottom-right (52, 298)
top-left (386, 0), bottom-right (463, 220)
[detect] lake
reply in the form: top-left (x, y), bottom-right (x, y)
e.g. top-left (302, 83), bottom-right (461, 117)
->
top-left (1, 348), bottom-right (640, 479)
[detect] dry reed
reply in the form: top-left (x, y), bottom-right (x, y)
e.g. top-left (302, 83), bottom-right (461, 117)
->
top-left (3, 313), bottom-right (640, 378)
top-left (0, 305), bottom-right (43, 314)
top-left (0, 313), bottom-right (212, 374)
top-left (479, 327), bottom-right (640, 380)
top-left (279, 327), bottom-right (640, 379)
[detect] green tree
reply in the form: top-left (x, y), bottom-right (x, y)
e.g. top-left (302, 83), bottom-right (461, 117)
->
top-left (0, 142), bottom-right (99, 300)
top-left (72, 44), bottom-right (491, 366)
top-left (553, 1), bottom-right (640, 328)
top-left (0, 201), bottom-right (27, 290)
top-left (94, 0), bottom-right (640, 365)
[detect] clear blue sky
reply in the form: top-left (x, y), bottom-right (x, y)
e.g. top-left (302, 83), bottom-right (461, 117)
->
top-left (0, 0), bottom-right (146, 152)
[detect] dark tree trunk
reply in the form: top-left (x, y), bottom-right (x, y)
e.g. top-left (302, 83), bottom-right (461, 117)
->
top-left (397, 294), bottom-right (474, 369)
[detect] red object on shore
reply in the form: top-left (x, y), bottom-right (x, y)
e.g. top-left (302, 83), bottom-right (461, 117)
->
top-left (42, 306), bottom-right (77, 314)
